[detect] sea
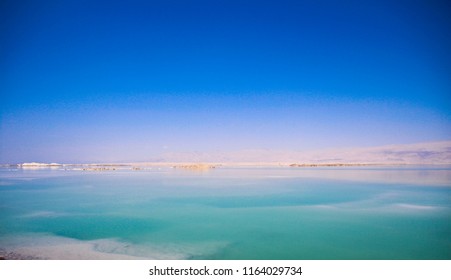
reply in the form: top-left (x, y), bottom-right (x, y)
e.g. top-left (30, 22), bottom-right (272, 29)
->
top-left (0, 165), bottom-right (450, 260)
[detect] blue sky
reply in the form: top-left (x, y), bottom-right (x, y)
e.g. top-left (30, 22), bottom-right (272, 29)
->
top-left (1, 0), bottom-right (450, 163)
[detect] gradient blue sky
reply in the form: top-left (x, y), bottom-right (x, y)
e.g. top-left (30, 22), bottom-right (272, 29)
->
top-left (1, 0), bottom-right (450, 163)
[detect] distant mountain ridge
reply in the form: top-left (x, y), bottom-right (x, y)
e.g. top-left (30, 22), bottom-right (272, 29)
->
top-left (159, 141), bottom-right (451, 164)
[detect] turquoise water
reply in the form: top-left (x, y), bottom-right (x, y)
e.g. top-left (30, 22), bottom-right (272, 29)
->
top-left (0, 166), bottom-right (450, 259)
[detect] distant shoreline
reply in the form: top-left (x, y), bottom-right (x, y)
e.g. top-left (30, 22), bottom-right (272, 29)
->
top-left (2, 141), bottom-right (450, 168)
top-left (1, 162), bottom-right (450, 170)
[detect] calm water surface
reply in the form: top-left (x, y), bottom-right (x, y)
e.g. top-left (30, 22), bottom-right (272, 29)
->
top-left (0, 166), bottom-right (450, 259)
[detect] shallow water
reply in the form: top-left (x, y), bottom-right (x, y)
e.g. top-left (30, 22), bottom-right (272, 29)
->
top-left (0, 166), bottom-right (450, 259)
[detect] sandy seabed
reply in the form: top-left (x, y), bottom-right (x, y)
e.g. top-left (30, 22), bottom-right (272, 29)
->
top-left (0, 235), bottom-right (151, 260)
top-left (0, 233), bottom-right (227, 260)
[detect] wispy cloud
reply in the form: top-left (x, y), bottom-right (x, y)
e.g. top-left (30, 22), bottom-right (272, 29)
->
top-left (159, 140), bottom-right (451, 164)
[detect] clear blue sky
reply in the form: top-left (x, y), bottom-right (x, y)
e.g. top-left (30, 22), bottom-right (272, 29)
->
top-left (1, 0), bottom-right (450, 163)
